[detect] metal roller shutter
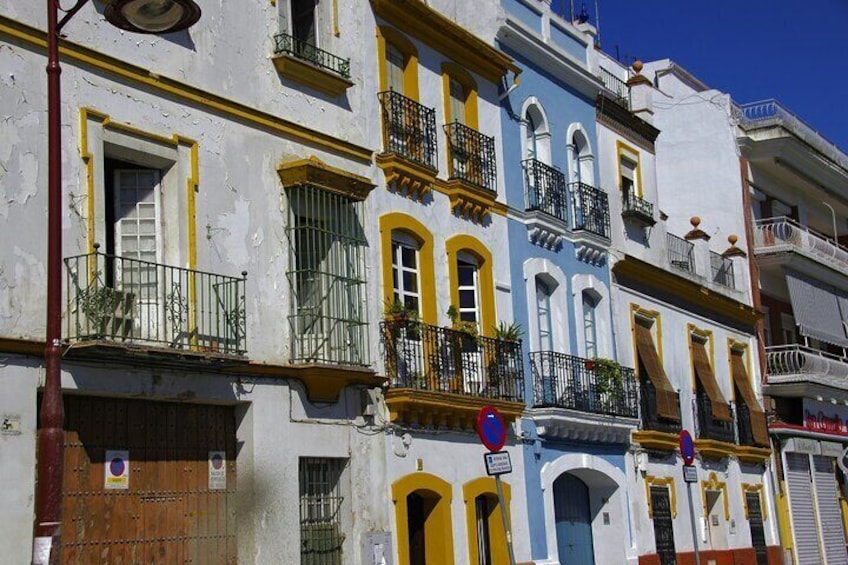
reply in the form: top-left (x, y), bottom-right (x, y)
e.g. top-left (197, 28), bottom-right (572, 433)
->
top-left (812, 455), bottom-right (848, 564)
top-left (785, 452), bottom-right (822, 565)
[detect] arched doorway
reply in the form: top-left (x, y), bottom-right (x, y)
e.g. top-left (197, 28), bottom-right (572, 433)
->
top-left (392, 472), bottom-right (455, 565)
top-left (554, 473), bottom-right (595, 564)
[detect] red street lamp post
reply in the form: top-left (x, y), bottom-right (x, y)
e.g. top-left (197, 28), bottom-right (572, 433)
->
top-left (34, 1), bottom-right (200, 563)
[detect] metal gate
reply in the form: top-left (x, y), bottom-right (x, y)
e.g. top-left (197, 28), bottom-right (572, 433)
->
top-left (812, 455), bottom-right (848, 564)
top-left (746, 491), bottom-right (768, 565)
top-left (650, 486), bottom-right (677, 565)
top-left (785, 452), bottom-right (822, 565)
top-left (57, 395), bottom-right (237, 564)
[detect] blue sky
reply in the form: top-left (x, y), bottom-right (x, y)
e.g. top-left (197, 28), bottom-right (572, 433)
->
top-left (572, 0), bottom-right (848, 152)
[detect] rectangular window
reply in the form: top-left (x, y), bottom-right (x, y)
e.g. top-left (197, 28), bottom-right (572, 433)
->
top-left (386, 42), bottom-right (405, 94)
top-left (286, 184), bottom-right (368, 366)
top-left (457, 255), bottom-right (480, 325)
top-left (620, 156), bottom-right (637, 196)
top-left (475, 495), bottom-right (493, 565)
top-left (582, 292), bottom-right (597, 359)
top-left (536, 279), bottom-right (552, 352)
top-left (449, 77), bottom-right (466, 125)
top-left (392, 234), bottom-right (420, 315)
top-left (299, 457), bottom-right (347, 565)
top-left (291, 0), bottom-right (317, 46)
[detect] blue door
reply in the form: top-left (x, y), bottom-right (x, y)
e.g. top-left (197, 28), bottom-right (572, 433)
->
top-left (554, 473), bottom-right (595, 564)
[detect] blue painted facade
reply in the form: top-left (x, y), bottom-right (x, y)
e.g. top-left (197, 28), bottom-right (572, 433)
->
top-left (497, 5), bottom-right (631, 561)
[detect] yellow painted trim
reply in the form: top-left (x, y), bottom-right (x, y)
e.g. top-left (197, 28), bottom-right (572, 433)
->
top-left (632, 430), bottom-right (679, 452)
top-left (741, 483), bottom-right (768, 521)
top-left (277, 156), bottom-right (375, 201)
top-left (695, 438), bottom-right (737, 459)
top-left (379, 213), bottom-right (437, 325)
top-left (434, 178), bottom-right (502, 223)
top-left (332, 0), bottom-right (340, 37)
top-left (776, 481), bottom-right (794, 556)
top-left (630, 303), bottom-right (663, 369)
top-left (463, 478), bottom-right (511, 565)
top-left (375, 153), bottom-right (437, 199)
top-left (384, 389), bottom-right (524, 429)
top-left (735, 445), bottom-right (772, 463)
top-left (727, 338), bottom-right (752, 403)
top-left (688, 323), bottom-right (714, 394)
top-left (370, 0), bottom-right (520, 84)
top-left (700, 472), bottom-right (730, 521)
top-left (280, 364), bottom-right (384, 402)
top-left (445, 234), bottom-right (495, 337)
top-left (376, 25), bottom-right (420, 100)
top-left (392, 472), bottom-right (455, 565)
top-left (0, 16), bottom-right (372, 163)
top-left (645, 475), bottom-right (678, 519)
top-left (441, 62), bottom-right (479, 130)
top-left (616, 140), bottom-right (643, 197)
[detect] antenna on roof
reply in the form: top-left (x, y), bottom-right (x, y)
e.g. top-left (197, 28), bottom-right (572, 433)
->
top-left (594, 0), bottom-right (602, 47)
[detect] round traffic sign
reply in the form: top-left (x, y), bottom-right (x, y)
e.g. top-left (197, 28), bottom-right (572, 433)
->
top-left (476, 406), bottom-right (507, 452)
top-left (679, 430), bottom-right (696, 465)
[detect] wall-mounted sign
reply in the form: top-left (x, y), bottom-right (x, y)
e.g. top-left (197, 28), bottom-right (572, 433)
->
top-left (484, 451), bottom-right (512, 476)
top-left (683, 465), bottom-right (698, 483)
top-left (209, 451), bottom-right (226, 490)
top-left (104, 450), bottom-right (129, 490)
top-left (1, 415), bottom-right (21, 435)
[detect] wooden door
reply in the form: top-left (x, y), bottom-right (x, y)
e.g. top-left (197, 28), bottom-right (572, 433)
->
top-left (56, 395), bottom-right (237, 564)
top-left (650, 486), bottom-right (677, 565)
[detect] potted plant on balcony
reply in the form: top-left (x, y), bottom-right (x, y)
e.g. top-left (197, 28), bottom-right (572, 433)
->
top-left (384, 298), bottom-right (421, 340)
top-left (446, 305), bottom-right (479, 344)
top-left (493, 321), bottom-right (524, 342)
top-left (590, 357), bottom-right (625, 412)
top-left (486, 321), bottom-right (524, 401)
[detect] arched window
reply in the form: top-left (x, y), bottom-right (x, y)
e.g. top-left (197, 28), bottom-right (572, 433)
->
top-left (391, 231), bottom-right (421, 315)
top-left (536, 278), bottom-right (553, 352)
top-left (582, 290), bottom-right (598, 359)
top-left (567, 124), bottom-right (594, 186)
top-left (457, 251), bottom-right (481, 326)
top-left (521, 101), bottom-right (550, 164)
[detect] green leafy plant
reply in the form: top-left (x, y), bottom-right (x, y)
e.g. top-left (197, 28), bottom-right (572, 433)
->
top-left (446, 305), bottom-right (478, 338)
top-left (588, 357), bottom-right (625, 396)
top-left (493, 321), bottom-right (524, 342)
top-left (384, 298), bottom-right (419, 321)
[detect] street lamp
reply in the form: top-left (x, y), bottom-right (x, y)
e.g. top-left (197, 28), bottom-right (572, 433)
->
top-left (34, 1), bottom-right (200, 563)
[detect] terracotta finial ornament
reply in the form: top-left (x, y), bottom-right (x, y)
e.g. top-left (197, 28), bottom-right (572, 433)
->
top-left (626, 59), bottom-right (651, 87)
top-left (728, 234), bottom-right (738, 245)
top-left (684, 216), bottom-right (710, 241)
top-left (632, 60), bottom-right (644, 74)
top-left (723, 234), bottom-right (746, 258)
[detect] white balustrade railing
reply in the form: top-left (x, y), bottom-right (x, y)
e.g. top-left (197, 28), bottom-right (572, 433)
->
top-left (753, 216), bottom-right (848, 274)
top-left (766, 344), bottom-right (848, 390)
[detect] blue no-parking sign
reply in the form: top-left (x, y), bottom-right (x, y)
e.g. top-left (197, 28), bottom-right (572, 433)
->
top-left (476, 406), bottom-right (507, 452)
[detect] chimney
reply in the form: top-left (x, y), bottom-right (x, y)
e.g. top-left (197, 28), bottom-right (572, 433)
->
top-left (627, 61), bottom-right (654, 124)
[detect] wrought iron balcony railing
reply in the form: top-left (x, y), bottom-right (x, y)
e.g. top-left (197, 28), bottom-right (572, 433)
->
top-left (378, 90), bottom-right (438, 170)
top-left (621, 189), bottom-right (655, 225)
top-left (766, 344), bottom-right (848, 390)
top-left (694, 394), bottom-right (737, 444)
top-left (65, 250), bottom-right (247, 355)
top-left (444, 121), bottom-right (497, 194)
top-left (599, 67), bottom-right (631, 109)
top-left (735, 401), bottom-right (767, 448)
top-left (710, 250), bottom-right (735, 289)
top-left (753, 216), bottom-right (848, 275)
top-left (569, 182), bottom-right (611, 239)
top-left (530, 351), bottom-right (638, 417)
top-left (523, 159), bottom-right (568, 223)
top-left (639, 379), bottom-right (682, 434)
top-left (273, 32), bottom-right (350, 79)
top-left (380, 318), bottom-right (524, 402)
top-left (667, 233), bottom-right (696, 274)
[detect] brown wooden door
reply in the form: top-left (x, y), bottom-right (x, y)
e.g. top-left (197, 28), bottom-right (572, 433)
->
top-left (56, 395), bottom-right (237, 564)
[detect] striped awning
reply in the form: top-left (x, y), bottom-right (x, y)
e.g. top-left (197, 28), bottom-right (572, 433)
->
top-left (785, 270), bottom-right (848, 348)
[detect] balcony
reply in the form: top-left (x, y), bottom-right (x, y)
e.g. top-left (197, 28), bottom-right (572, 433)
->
top-left (599, 67), bottom-right (631, 110)
top-left (753, 216), bottom-right (848, 276)
top-left (667, 233), bottom-right (696, 274)
top-left (736, 402), bottom-right (764, 447)
top-left (639, 379), bottom-right (682, 435)
top-left (271, 32), bottom-right (353, 96)
top-left (766, 344), bottom-right (848, 392)
top-left (530, 352), bottom-right (638, 417)
top-left (694, 394), bottom-right (736, 444)
top-left (378, 90), bottom-right (438, 171)
top-left (444, 121), bottom-right (497, 194)
top-left (621, 189), bottom-right (655, 226)
top-left (523, 159), bottom-right (568, 223)
top-left (380, 318), bottom-right (525, 428)
top-left (569, 182), bottom-right (611, 239)
top-left (65, 250), bottom-right (246, 356)
top-left (710, 250), bottom-right (735, 289)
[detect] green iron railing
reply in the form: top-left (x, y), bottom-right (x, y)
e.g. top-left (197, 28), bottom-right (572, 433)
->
top-left (65, 248), bottom-right (247, 355)
top-left (273, 32), bottom-right (350, 79)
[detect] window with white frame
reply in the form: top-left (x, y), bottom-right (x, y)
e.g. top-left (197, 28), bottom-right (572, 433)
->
top-left (386, 41), bottom-right (405, 95)
top-left (391, 232), bottom-right (420, 315)
top-left (286, 184), bottom-right (368, 366)
top-left (457, 252), bottom-right (480, 325)
top-left (475, 494), bottom-right (494, 565)
top-left (299, 457), bottom-right (347, 565)
top-left (582, 291), bottom-right (597, 359)
top-left (536, 278), bottom-right (553, 352)
top-left (620, 155), bottom-right (638, 196)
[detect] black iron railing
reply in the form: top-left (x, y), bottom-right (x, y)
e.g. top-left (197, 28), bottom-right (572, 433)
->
top-left (65, 250), bottom-right (247, 355)
top-left (710, 250), bottom-right (735, 289)
top-left (530, 351), bottom-right (638, 417)
top-left (667, 233), bottom-right (696, 273)
top-left (444, 121), bottom-right (497, 194)
top-left (523, 159), bottom-right (568, 222)
top-left (694, 393), bottom-right (737, 443)
top-left (380, 319), bottom-right (524, 402)
top-left (378, 90), bottom-right (438, 170)
top-left (736, 402), bottom-right (757, 447)
top-left (599, 67), bottom-right (630, 109)
top-left (639, 379), bottom-right (682, 434)
top-left (273, 32), bottom-right (351, 79)
top-left (569, 182), bottom-right (611, 239)
top-left (622, 189), bottom-right (655, 225)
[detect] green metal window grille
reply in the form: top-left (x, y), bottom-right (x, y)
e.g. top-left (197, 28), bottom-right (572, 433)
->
top-left (300, 457), bottom-right (347, 565)
top-left (286, 184), bottom-right (369, 366)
